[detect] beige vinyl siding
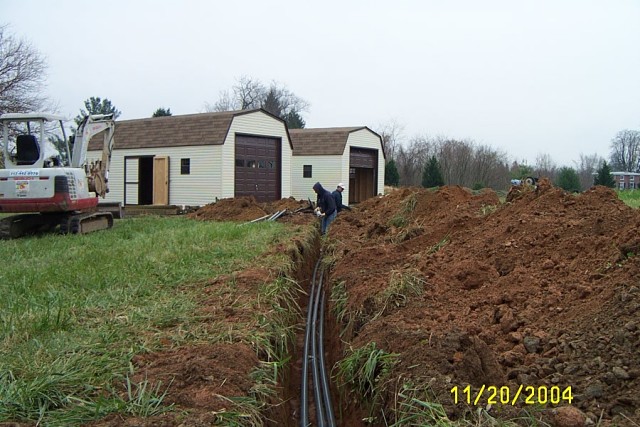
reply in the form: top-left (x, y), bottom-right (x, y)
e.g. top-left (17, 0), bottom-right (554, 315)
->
top-left (346, 129), bottom-right (385, 195)
top-left (88, 144), bottom-right (222, 206)
top-left (221, 110), bottom-right (292, 199)
top-left (291, 155), bottom-right (344, 201)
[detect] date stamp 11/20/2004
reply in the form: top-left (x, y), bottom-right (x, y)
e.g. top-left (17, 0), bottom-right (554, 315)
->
top-left (451, 385), bottom-right (574, 406)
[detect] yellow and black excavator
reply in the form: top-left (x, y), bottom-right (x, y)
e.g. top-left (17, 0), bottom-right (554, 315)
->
top-left (0, 113), bottom-right (118, 238)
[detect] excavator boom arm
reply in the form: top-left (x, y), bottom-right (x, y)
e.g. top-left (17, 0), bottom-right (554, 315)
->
top-left (71, 114), bottom-right (115, 198)
top-left (71, 114), bottom-right (115, 169)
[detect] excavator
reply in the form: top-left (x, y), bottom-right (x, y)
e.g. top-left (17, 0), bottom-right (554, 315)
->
top-left (0, 112), bottom-right (116, 238)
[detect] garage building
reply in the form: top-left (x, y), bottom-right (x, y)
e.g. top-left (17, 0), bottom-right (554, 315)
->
top-left (289, 127), bottom-right (385, 204)
top-left (87, 109), bottom-right (292, 206)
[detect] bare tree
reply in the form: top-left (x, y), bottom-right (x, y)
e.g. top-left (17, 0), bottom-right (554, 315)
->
top-left (438, 138), bottom-right (473, 186)
top-left (392, 133), bottom-right (511, 190)
top-left (374, 119), bottom-right (405, 160)
top-left (609, 129), bottom-right (640, 172)
top-left (204, 77), bottom-right (309, 128)
top-left (234, 76), bottom-right (265, 109)
top-left (534, 152), bottom-right (557, 181)
top-left (0, 24), bottom-right (50, 115)
top-left (471, 144), bottom-right (510, 189)
top-left (266, 81), bottom-right (309, 116)
top-left (436, 138), bottom-right (510, 189)
top-left (204, 76), bottom-right (266, 112)
top-left (575, 153), bottom-right (605, 190)
top-left (204, 89), bottom-right (234, 112)
top-left (395, 136), bottom-right (433, 186)
top-left (0, 25), bottom-right (53, 167)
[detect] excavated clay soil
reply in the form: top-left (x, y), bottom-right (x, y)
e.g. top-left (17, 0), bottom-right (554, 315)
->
top-left (187, 196), bottom-right (311, 223)
top-left (91, 183), bottom-right (639, 426)
top-left (328, 181), bottom-right (640, 426)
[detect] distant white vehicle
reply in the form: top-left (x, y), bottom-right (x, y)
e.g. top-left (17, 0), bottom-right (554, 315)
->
top-left (510, 177), bottom-right (538, 186)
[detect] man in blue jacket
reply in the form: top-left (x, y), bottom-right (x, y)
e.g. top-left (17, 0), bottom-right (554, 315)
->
top-left (312, 182), bottom-right (337, 235)
top-left (332, 182), bottom-right (351, 213)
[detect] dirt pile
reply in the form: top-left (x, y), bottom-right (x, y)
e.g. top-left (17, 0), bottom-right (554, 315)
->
top-left (328, 184), bottom-right (640, 425)
top-left (187, 196), bottom-right (313, 223)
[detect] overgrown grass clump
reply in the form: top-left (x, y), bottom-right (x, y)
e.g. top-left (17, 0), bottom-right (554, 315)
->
top-left (336, 341), bottom-right (398, 402)
top-left (0, 216), bottom-right (292, 425)
top-left (388, 193), bottom-right (418, 228)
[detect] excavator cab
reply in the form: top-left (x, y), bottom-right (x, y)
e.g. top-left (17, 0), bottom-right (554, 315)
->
top-left (0, 112), bottom-right (117, 238)
top-left (16, 135), bottom-right (41, 165)
top-left (1, 113), bottom-right (69, 169)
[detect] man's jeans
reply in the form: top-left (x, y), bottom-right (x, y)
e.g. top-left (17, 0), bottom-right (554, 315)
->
top-left (321, 211), bottom-right (337, 235)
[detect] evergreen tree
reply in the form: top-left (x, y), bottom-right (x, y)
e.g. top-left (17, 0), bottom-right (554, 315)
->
top-left (69, 97), bottom-right (121, 149)
top-left (422, 156), bottom-right (444, 188)
top-left (261, 89), bottom-right (282, 117)
top-left (594, 161), bottom-right (615, 187)
top-left (385, 159), bottom-right (400, 186)
top-left (555, 167), bottom-right (581, 192)
top-left (75, 97), bottom-right (121, 126)
top-left (284, 110), bottom-right (305, 129)
top-left (152, 107), bottom-right (172, 117)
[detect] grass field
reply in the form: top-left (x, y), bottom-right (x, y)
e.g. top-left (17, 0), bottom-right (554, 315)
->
top-left (0, 216), bottom-right (294, 425)
top-left (618, 189), bottom-right (640, 208)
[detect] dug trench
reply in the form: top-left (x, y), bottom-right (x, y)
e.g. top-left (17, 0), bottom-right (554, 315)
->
top-left (86, 198), bottom-right (368, 427)
top-left (271, 236), bottom-right (371, 427)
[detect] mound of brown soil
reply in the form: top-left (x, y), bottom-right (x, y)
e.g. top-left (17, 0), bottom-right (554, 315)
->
top-left (187, 196), bottom-right (268, 222)
top-left (187, 196), bottom-right (314, 223)
top-left (329, 184), bottom-right (640, 425)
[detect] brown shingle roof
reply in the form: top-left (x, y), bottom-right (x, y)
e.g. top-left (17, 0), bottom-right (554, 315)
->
top-left (289, 127), bottom-right (367, 156)
top-left (88, 109), bottom-right (259, 151)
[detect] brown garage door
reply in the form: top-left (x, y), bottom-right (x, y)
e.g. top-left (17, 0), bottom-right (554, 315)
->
top-left (349, 147), bottom-right (378, 203)
top-left (350, 147), bottom-right (377, 168)
top-left (235, 134), bottom-right (281, 202)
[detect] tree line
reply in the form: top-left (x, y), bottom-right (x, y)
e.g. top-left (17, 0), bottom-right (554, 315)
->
top-left (377, 120), bottom-right (635, 192)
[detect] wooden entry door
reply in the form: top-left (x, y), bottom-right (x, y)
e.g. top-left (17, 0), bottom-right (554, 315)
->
top-left (349, 168), bottom-right (375, 203)
top-left (152, 156), bottom-right (169, 205)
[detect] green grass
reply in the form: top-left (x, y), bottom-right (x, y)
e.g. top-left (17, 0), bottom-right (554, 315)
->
top-left (0, 216), bottom-right (294, 425)
top-left (617, 189), bottom-right (640, 208)
top-left (377, 269), bottom-right (426, 315)
top-left (336, 342), bottom-right (399, 402)
top-left (388, 193), bottom-right (418, 228)
top-left (389, 382), bottom-right (450, 427)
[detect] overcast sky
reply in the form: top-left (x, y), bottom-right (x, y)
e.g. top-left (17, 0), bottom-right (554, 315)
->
top-left (3, 0), bottom-right (639, 167)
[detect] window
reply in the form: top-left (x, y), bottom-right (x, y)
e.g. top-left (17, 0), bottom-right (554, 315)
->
top-left (235, 159), bottom-right (245, 167)
top-left (181, 158), bottom-right (190, 175)
top-left (303, 165), bottom-right (312, 178)
top-left (630, 175), bottom-right (635, 182)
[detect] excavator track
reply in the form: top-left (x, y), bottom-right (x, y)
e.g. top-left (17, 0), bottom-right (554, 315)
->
top-left (0, 213), bottom-right (62, 239)
top-left (1, 211), bottom-right (113, 239)
top-left (60, 211), bottom-right (114, 235)
top-left (0, 217), bottom-right (13, 239)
